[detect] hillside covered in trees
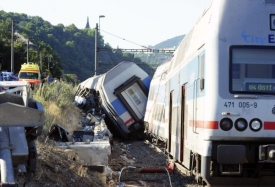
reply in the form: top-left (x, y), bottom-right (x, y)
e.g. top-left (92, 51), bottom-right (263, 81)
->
top-left (0, 11), bottom-right (156, 81)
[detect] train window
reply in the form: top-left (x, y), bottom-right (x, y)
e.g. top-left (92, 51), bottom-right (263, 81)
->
top-left (148, 86), bottom-right (155, 101)
top-left (161, 107), bottom-right (165, 122)
top-left (199, 53), bottom-right (205, 91)
top-left (230, 47), bottom-right (275, 94)
top-left (172, 106), bottom-right (179, 135)
top-left (128, 88), bottom-right (141, 105)
top-left (264, 0), bottom-right (275, 6)
top-left (232, 64), bottom-right (240, 79)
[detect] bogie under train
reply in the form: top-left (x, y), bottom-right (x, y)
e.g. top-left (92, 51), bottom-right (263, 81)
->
top-left (144, 0), bottom-right (275, 186)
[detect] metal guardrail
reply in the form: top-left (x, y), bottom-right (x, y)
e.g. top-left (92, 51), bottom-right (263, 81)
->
top-left (0, 81), bottom-right (45, 186)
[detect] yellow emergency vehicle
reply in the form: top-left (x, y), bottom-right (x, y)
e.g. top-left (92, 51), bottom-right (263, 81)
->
top-left (18, 63), bottom-right (41, 85)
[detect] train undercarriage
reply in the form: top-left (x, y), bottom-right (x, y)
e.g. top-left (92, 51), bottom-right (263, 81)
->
top-left (187, 142), bottom-right (275, 187)
top-left (148, 133), bottom-right (275, 187)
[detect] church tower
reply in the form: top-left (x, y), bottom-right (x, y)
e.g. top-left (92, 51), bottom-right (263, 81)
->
top-left (85, 17), bottom-right (90, 29)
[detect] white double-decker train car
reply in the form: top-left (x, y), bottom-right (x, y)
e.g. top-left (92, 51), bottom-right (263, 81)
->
top-left (144, 0), bottom-right (275, 186)
top-left (145, 60), bottom-right (171, 141)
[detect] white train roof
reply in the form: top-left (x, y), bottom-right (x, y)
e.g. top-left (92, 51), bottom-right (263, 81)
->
top-left (79, 74), bottom-right (103, 89)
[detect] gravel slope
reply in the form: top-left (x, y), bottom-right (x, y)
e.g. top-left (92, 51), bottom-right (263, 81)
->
top-left (108, 139), bottom-right (204, 187)
top-left (16, 136), bottom-right (204, 187)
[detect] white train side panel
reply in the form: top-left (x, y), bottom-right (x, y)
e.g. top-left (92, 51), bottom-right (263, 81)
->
top-left (145, 0), bottom-right (275, 186)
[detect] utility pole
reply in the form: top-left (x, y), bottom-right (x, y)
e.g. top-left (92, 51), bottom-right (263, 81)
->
top-left (48, 55), bottom-right (52, 71)
top-left (39, 51), bottom-right (42, 72)
top-left (94, 23), bottom-right (98, 76)
top-left (98, 15), bottom-right (105, 35)
top-left (11, 19), bottom-right (14, 73)
top-left (27, 39), bottom-right (29, 63)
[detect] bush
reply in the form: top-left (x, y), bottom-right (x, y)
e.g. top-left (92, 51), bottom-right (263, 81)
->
top-left (34, 81), bottom-right (81, 135)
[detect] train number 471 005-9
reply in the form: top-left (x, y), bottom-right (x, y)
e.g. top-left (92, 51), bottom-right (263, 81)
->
top-left (224, 102), bottom-right (258, 108)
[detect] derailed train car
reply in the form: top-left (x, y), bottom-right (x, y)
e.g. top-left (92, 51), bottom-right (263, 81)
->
top-left (144, 0), bottom-right (275, 186)
top-left (75, 61), bottom-right (151, 139)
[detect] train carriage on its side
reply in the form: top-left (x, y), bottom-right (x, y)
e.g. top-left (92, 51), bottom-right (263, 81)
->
top-left (144, 0), bottom-right (275, 186)
top-left (75, 61), bottom-right (151, 139)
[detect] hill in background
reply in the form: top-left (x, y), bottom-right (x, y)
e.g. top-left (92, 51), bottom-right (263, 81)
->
top-left (154, 35), bottom-right (185, 49)
top-left (0, 11), bottom-right (185, 81)
top-left (134, 35), bottom-right (185, 68)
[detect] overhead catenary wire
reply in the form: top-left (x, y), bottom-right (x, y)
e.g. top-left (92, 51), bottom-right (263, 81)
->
top-left (99, 29), bottom-right (175, 53)
top-left (100, 29), bottom-right (152, 50)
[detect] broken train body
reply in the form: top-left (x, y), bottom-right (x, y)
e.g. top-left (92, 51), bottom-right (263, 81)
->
top-left (75, 61), bottom-right (151, 139)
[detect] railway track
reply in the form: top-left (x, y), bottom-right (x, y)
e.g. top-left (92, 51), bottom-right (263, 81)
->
top-left (108, 137), bottom-right (204, 187)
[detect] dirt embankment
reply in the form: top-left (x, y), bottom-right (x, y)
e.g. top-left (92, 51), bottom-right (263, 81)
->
top-left (18, 136), bottom-right (201, 187)
top-left (18, 86), bottom-right (201, 187)
top-left (18, 136), bottom-right (104, 187)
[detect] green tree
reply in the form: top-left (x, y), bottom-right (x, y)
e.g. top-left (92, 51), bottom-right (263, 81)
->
top-left (0, 11), bottom-right (154, 81)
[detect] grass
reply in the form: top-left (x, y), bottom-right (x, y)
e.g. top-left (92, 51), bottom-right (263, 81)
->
top-left (33, 81), bottom-right (82, 135)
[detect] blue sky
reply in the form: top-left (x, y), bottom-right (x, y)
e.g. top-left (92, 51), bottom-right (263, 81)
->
top-left (0, 0), bottom-right (212, 49)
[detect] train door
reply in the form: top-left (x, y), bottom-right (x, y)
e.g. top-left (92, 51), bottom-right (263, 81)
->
top-left (168, 91), bottom-right (173, 153)
top-left (181, 83), bottom-right (192, 169)
top-left (193, 53), bottom-right (205, 134)
top-left (180, 84), bottom-right (187, 162)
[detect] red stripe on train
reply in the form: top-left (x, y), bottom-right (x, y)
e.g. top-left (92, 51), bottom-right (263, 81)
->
top-left (125, 118), bottom-right (134, 125)
top-left (189, 120), bottom-right (219, 129)
top-left (264, 122), bottom-right (275, 130)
